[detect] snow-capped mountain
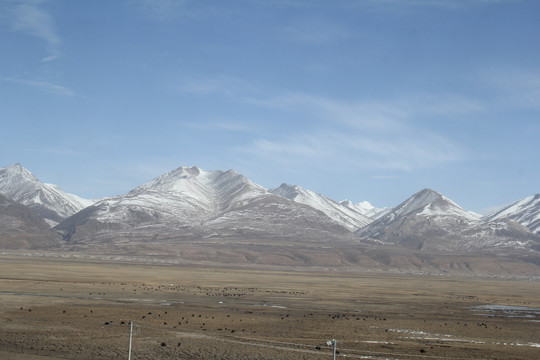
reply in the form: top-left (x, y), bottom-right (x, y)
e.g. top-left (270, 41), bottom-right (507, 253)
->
top-left (2, 163), bottom-right (539, 275)
top-left (358, 188), bottom-right (480, 242)
top-left (389, 188), bottom-right (481, 220)
top-left (484, 194), bottom-right (540, 234)
top-left (56, 166), bottom-right (350, 245)
top-left (96, 166), bottom-right (269, 226)
top-left (357, 189), bottom-right (540, 253)
top-left (0, 193), bottom-right (62, 249)
top-left (0, 164), bottom-right (93, 226)
top-left (339, 199), bottom-right (390, 220)
top-left (270, 184), bottom-right (372, 231)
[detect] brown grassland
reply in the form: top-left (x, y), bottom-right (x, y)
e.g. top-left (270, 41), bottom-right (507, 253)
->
top-left (0, 255), bottom-right (539, 359)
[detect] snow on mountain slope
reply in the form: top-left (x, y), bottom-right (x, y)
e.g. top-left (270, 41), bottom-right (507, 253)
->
top-left (339, 199), bottom-right (390, 220)
top-left (460, 218), bottom-right (540, 251)
top-left (56, 166), bottom-right (351, 244)
top-left (202, 193), bottom-right (351, 242)
top-left (393, 189), bottom-right (481, 221)
top-left (359, 189), bottom-right (477, 236)
top-left (271, 184), bottom-right (372, 231)
top-left (0, 163), bottom-right (93, 226)
top-left (484, 194), bottom-right (540, 234)
top-left (80, 166), bottom-right (268, 226)
top-left (363, 189), bottom-right (481, 235)
top-left (356, 189), bottom-right (539, 253)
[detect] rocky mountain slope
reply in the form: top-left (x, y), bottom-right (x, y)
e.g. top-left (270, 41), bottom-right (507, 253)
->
top-left (484, 194), bottom-right (540, 234)
top-left (2, 163), bottom-right (540, 275)
top-left (55, 166), bottom-right (351, 247)
top-left (0, 193), bottom-right (62, 249)
top-left (357, 189), bottom-right (540, 254)
top-left (0, 164), bottom-right (93, 226)
top-left (270, 183), bottom-right (372, 231)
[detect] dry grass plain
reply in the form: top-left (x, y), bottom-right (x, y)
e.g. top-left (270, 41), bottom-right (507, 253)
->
top-left (0, 255), bottom-right (539, 360)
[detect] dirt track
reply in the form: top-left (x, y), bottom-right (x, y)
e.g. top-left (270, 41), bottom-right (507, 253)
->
top-left (0, 255), bottom-right (539, 359)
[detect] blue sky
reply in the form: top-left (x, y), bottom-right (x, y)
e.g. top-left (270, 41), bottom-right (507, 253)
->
top-left (1, 0), bottom-right (539, 213)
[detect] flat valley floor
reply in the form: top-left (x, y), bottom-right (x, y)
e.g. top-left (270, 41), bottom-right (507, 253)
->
top-left (0, 255), bottom-right (539, 359)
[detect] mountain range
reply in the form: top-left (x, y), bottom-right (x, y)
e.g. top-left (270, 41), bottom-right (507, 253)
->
top-left (1, 163), bottom-right (540, 275)
top-left (357, 188), bottom-right (539, 254)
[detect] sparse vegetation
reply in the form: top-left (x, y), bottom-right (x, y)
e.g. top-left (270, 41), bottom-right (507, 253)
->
top-left (0, 255), bottom-right (539, 359)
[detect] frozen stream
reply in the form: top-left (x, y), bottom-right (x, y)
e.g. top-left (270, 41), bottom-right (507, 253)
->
top-left (470, 304), bottom-right (540, 319)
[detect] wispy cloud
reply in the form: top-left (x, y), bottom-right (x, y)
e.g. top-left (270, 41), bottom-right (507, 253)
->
top-left (481, 68), bottom-right (540, 109)
top-left (236, 91), bottom-right (469, 172)
top-left (177, 73), bottom-right (486, 174)
top-left (239, 127), bottom-right (462, 172)
top-left (2, 0), bottom-right (61, 62)
top-left (3, 78), bottom-right (74, 96)
top-left (249, 92), bottom-right (484, 131)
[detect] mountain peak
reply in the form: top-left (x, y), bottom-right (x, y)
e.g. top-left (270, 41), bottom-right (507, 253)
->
top-left (391, 188), bottom-right (480, 221)
top-left (340, 199), bottom-right (354, 207)
top-left (340, 199), bottom-right (389, 220)
top-left (166, 166), bottom-right (203, 178)
top-left (393, 188), bottom-right (445, 217)
top-left (125, 165), bottom-right (268, 215)
top-left (2, 163), bottom-right (38, 180)
top-left (7, 162), bottom-right (23, 170)
top-left (273, 183), bottom-right (300, 195)
top-left (357, 200), bottom-right (375, 210)
top-left (0, 164), bottom-right (93, 226)
top-left (6, 162), bottom-right (23, 169)
top-left (270, 183), bottom-right (373, 231)
top-left (416, 188), bottom-right (442, 198)
top-left (485, 194), bottom-right (540, 234)
top-left (183, 166), bottom-right (201, 176)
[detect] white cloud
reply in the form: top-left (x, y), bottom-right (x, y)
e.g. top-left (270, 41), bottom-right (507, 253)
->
top-left (248, 93), bottom-right (403, 131)
top-left (238, 127), bottom-right (462, 173)
top-left (250, 92), bottom-right (484, 131)
top-left (481, 68), bottom-right (540, 109)
top-left (3, 0), bottom-right (61, 61)
top-left (3, 78), bottom-right (74, 96)
top-left (237, 91), bottom-right (470, 172)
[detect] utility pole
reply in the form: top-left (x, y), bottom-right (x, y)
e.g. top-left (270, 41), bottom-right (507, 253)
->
top-left (326, 339), bottom-right (337, 359)
top-left (128, 321), bottom-right (133, 360)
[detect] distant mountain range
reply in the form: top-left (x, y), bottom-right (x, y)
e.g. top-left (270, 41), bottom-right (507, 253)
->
top-left (1, 163), bottom-right (540, 275)
top-left (357, 188), bottom-right (539, 253)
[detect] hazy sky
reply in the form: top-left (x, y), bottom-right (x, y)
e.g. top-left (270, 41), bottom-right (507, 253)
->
top-left (1, 0), bottom-right (539, 213)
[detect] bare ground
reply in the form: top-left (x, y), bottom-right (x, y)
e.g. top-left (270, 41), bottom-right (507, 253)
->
top-left (0, 255), bottom-right (539, 359)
